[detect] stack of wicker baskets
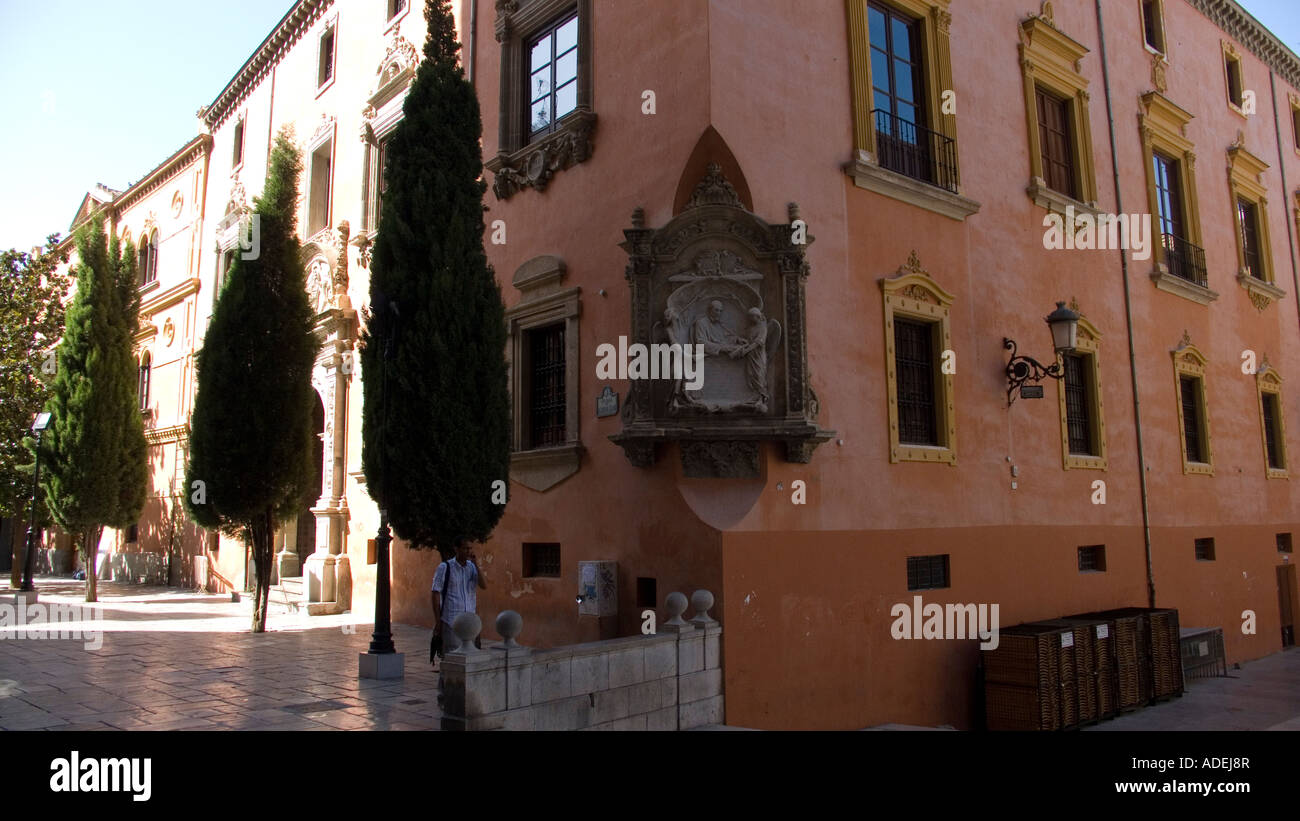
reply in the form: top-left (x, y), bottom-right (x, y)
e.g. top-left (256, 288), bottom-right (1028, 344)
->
top-left (984, 623), bottom-right (1075, 730)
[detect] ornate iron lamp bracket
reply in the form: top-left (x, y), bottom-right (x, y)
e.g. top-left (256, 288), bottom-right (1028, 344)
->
top-left (1004, 337), bottom-right (1064, 406)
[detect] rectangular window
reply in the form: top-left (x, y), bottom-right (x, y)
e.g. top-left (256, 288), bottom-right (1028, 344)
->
top-left (527, 324), bottom-right (566, 448)
top-left (1142, 1), bottom-right (1165, 53)
top-left (318, 26), bottom-right (336, 88)
top-left (388, 0), bottom-right (407, 21)
top-left (636, 577), bottom-right (657, 609)
top-left (523, 542), bottom-right (561, 578)
top-left (1226, 53), bottom-right (1243, 108)
top-left (375, 136), bottom-right (390, 229)
top-left (1262, 391), bottom-right (1284, 470)
top-left (127, 524), bottom-right (139, 543)
top-left (1238, 198), bottom-right (1263, 280)
top-left (893, 317), bottom-right (938, 446)
top-left (1194, 537), bottom-right (1216, 561)
top-left (1279, 533), bottom-right (1293, 553)
top-left (868, 3), bottom-right (949, 188)
top-left (308, 141), bottom-right (332, 236)
top-left (527, 13), bottom-right (579, 139)
top-left (906, 554), bottom-right (950, 591)
top-left (232, 118), bottom-right (245, 168)
top-left (1063, 353), bottom-right (1096, 456)
top-left (1078, 545), bottom-right (1106, 572)
top-left (1293, 106), bottom-right (1300, 152)
top-left (1036, 87), bottom-right (1076, 199)
top-left (1180, 375), bottom-right (1205, 463)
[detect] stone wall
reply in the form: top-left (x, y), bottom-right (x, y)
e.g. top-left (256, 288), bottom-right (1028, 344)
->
top-left (441, 591), bottom-right (723, 731)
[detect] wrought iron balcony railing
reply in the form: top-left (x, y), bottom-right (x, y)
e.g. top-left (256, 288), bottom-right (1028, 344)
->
top-left (872, 108), bottom-right (959, 194)
top-left (1161, 232), bottom-right (1208, 287)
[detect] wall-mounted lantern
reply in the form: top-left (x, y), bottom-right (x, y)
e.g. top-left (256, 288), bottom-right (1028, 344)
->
top-left (1003, 302), bottom-right (1080, 405)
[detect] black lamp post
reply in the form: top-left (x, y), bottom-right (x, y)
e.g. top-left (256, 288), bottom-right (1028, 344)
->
top-left (368, 295), bottom-right (399, 657)
top-left (1003, 301), bottom-right (1081, 406)
top-left (20, 412), bottom-right (52, 592)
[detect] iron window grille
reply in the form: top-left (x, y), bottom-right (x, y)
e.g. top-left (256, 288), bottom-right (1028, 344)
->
top-left (1180, 375), bottom-right (1205, 463)
top-left (894, 318), bottom-right (938, 446)
top-left (1063, 353), bottom-right (1095, 456)
top-left (1078, 545), bottom-right (1106, 572)
top-left (1194, 537), bottom-right (1216, 561)
top-left (1278, 533), bottom-right (1293, 553)
top-left (1263, 391), bottom-right (1284, 469)
top-left (907, 554), bottom-right (950, 591)
top-left (523, 542), bottom-right (561, 578)
top-left (527, 324), bottom-right (566, 448)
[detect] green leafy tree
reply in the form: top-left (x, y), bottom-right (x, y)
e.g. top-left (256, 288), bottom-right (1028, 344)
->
top-left (185, 130), bottom-right (317, 633)
top-left (0, 236), bottom-right (70, 582)
top-left (40, 218), bottom-right (147, 602)
top-left (361, 0), bottom-right (510, 557)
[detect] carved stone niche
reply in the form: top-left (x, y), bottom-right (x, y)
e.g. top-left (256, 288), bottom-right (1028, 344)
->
top-left (610, 164), bottom-right (835, 477)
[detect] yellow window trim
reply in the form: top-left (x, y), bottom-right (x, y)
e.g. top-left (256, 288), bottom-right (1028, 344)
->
top-left (1057, 312), bottom-right (1107, 470)
top-left (1227, 139), bottom-right (1283, 310)
top-left (1256, 362), bottom-right (1288, 479)
top-left (881, 252), bottom-right (956, 465)
top-left (1019, 10), bottom-right (1099, 209)
top-left (1288, 93), bottom-right (1300, 156)
top-left (1139, 92), bottom-right (1204, 278)
top-left (846, 0), bottom-right (955, 166)
top-left (1172, 338), bottom-right (1213, 476)
top-left (1222, 41), bottom-right (1248, 119)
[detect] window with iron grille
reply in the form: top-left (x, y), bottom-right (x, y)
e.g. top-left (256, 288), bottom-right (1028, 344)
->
top-left (232, 118), bottom-right (245, 168)
top-left (375, 136), bottom-right (390, 229)
top-left (527, 13), bottom-right (579, 140)
top-left (527, 324), bottom-right (566, 448)
top-left (894, 318), bottom-right (937, 446)
top-left (1036, 87), bottom-right (1076, 199)
top-left (906, 554), bottom-right (949, 591)
top-left (1238, 198), bottom-right (1263, 280)
top-left (1063, 353), bottom-right (1095, 456)
top-left (1278, 533), bottom-right (1293, 553)
top-left (523, 542), bottom-right (560, 578)
top-left (1078, 545), bottom-right (1105, 572)
top-left (1194, 537), bottom-right (1216, 561)
top-left (636, 577), bottom-right (657, 609)
top-left (1262, 391), bottom-right (1284, 469)
top-left (1180, 375), bottom-right (1205, 463)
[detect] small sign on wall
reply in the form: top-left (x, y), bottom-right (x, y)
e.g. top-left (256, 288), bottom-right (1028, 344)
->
top-left (1019, 385), bottom-right (1045, 400)
top-left (596, 386), bottom-right (619, 418)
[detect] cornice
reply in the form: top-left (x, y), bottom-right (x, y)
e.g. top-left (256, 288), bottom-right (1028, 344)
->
top-left (140, 277), bottom-right (201, 316)
top-left (1185, 0), bottom-right (1300, 89)
top-left (144, 423), bottom-right (188, 446)
top-left (113, 135), bottom-right (212, 215)
top-left (201, 0), bottom-right (333, 130)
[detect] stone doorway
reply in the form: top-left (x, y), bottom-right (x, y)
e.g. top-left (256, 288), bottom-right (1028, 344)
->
top-left (295, 395), bottom-right (326, 571)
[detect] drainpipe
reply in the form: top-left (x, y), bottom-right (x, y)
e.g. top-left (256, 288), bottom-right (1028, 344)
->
top-left (468, 0), bottom-right (478, 87)
top-left (1094, 0), bottom-right (1156, 607)
top-left (1267, 71), bottom-right (1300, 335)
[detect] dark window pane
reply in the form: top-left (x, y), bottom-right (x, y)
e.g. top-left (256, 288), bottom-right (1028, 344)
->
top-left (907, 555), bottom-right (950, 590)
top-left (1143, 1), bottom-right (1162, 51)
top-left (523, 542), bottom-right (561, 578)
top-left (1238, 198), bottom-right (1262, 280)
top-left (1064, 353), bottom-right (1095, 456)
top-left (894, 318), bottom-right (938, 446)
top-left (1078, 545), bottom-right (1105, 572)
top-left (891, 17), bottom-right (912, 61)
top-left (1194, 538), bottom-right (1216, 561)
top-left (1263, 392), bottom-right (1283, 469)
top-left (1181, 375), bottom-right (1204, 463)
top-left (528, 325), bottom-right (566, 448)
top-left (1227, 59), bottom-right (1243, 106)
top-left (1036, 87), bottom-right (1075, 199)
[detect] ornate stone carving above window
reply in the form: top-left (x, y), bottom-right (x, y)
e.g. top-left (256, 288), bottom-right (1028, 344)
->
top-left (610, 165), bottom-right (834, 476)
top-left (485, 0), bottom-right (595, 200)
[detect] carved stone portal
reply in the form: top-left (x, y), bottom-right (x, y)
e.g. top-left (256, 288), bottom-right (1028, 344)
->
top-left (610, 164), bottom-right (834, 476)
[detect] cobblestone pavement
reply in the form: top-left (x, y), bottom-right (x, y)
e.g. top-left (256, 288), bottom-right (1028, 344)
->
top-left (0, 576), bottom-right (442, 731)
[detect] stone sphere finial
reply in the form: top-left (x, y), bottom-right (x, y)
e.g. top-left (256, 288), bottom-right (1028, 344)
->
top-left (496, 610), bottom-right (523, 648)
top-left (690, 589), bottom-right (716, 625)
top-left (664, 592), bottom-right (689, 626)
top-left (452, 612), bottom-right (482, 650)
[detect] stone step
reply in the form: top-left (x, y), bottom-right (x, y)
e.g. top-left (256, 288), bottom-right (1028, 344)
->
top-left (277, 576), bottom-right (305, 595)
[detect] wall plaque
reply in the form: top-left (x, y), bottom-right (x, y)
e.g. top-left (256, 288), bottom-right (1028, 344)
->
top-left (596, 386), bottom-right (619, 418)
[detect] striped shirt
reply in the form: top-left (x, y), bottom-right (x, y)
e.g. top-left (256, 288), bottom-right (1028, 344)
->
top-left (432, 559), bottom-right (479, 627)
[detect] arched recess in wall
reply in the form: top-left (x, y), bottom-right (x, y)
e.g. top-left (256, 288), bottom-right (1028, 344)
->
top-left (672, 126), bottom-right (753, 216)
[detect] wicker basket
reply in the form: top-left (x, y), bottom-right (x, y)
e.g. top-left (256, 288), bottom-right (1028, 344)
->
top-left (1037, 618), bottom-right (1111, 723)
top-left (984, 623), bottom-right (1079, 730)
top-left (1069, 607), bottom-right (1183, 707)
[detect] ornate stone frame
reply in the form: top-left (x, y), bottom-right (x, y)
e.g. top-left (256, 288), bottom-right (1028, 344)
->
top-left (304, 117), bottom-right (337, 243)
top-left (506, 255), bottom-right (584, 491)
top-left (359, 26), bottom-right (420, 237)
top-left (1056, 313), bottom-right (1107, 471)
top-left (1227, 138), bottom-right (1285, 309)
top-left (1222, 40), bottom-right (1247, 118)
top-left (610, 166), bottom-right (833, 473)
top-left (1256, 361), bottom-right (1288, 479)
top-left (1019, 8), bottom-right (1100, 214)
top-left (485, 0), bottom-right (595, 200)
top-left (1172, 337), bottom-right (1213, 476)
top-left (843, 0), bottom-right (978, 221)
top-left (1139, 0), bottom-right (1169, 58)
top-left (1139, 91), bottom-right (1216, 305)
top-left (880, 253), bottom-right (956, 465)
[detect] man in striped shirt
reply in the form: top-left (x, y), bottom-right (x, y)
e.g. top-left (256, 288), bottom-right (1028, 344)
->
top-left (432, 544), bottom-right (487, 695)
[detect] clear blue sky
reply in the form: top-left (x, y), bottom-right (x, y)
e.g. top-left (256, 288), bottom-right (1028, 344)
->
top-left (0, 1), bottom-right (1298, 252)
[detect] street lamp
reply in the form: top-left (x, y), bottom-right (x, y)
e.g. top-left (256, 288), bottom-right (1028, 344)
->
top-left (362, 293), bottom-right (401, 678)
top-left (20, 412), bottom-right (52, 592)
top-left (1003, 301), bottom-right (1081, 406)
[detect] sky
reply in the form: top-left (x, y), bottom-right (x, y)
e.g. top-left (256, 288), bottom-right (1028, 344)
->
top-left (0, 0), bottom-right (1298, 252)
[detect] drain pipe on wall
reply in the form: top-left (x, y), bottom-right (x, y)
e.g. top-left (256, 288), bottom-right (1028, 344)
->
top-left (1268, 71), bottom-right (1300, 335)
top-left (1094, 0), bottom-right (1156, 607)
top-left (467, 0), bottom-right (478, 88)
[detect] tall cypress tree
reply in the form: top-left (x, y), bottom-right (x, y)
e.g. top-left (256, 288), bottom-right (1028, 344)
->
top-left (40, 218), bottom-right (146, 602)
top-left (361, 0), bottom-right (510, 557)
top-left (185, 130), bottom-right (317, 633)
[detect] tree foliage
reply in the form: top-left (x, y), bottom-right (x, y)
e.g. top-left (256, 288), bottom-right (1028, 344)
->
top-left (360, 0), bottom-right (511, 558)
top-left (185, 130), bottom-right (318, 632)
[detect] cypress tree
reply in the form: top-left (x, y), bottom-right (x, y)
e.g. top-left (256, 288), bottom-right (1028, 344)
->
top-left (185, 130), bottom-right (317, 633)
top-left (361, 0), bottom-right (510, 557)
top-left (40, 218), bottom-right (145, 602)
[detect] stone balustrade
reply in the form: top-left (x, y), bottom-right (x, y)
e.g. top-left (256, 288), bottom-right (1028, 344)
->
top-left (440, 590), bottom-right (723, 731)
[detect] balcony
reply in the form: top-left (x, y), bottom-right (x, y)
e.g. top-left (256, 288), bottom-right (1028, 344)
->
top-left (872, 108), bottom-right (958, 194)
top-left (1161, 232), bottom-right (1207, 287)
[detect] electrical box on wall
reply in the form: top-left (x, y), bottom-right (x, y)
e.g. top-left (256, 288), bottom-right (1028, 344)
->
top-left (577, 560), bottom-right (617, 617)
